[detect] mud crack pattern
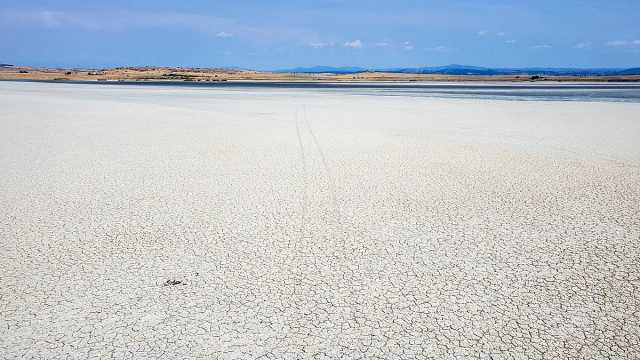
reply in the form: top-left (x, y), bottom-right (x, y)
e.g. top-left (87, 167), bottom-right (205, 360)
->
top-left (1, 82), bottom-right (639, 359)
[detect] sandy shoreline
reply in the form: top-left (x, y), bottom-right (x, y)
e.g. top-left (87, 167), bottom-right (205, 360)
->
top-left (2, 66), bottom-right (640, 83)
top-left (1, 82), bottom-right (639, 358)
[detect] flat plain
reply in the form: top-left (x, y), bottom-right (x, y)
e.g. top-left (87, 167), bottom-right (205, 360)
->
top-left (1, 81), bottom-right (639, 359)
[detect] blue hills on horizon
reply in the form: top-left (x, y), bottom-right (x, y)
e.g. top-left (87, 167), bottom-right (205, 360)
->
top-left (278, 64), bottom-right (640, 76)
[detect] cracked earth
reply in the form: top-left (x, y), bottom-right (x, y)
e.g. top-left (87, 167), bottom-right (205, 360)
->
top-left (1, 82), bottom-right (639, 359)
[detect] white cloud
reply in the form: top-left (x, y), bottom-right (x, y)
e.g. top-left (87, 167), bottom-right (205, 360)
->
top-left (5, 10), bottom-right (105, 30)
top-left (216, 31), bottom-right (233, 38)
top-left (607, 40), bottom-right (628, 47)
top-left (1, 9), bottom-right (233, 33)
top-left (1, 9), bottom-right (318, 43)
top-left (32, 10), bottom-right (63, 28)
top-left (532, 44), bottom-right (552, 49)
top-left (375, 41), bottom-right (390, 47)
top-left (403, 41), bottom-right (414, 50)
top-left (574, 42), bottom-right (591, 49)
top-left (607, 40), bottom-right (640, 47)
top-left (308, 42), bottom-right (333, 48)
top-left (478, 30), bottom-right (507, 38)
top-left (426, 45), bottom-right (450, 52)
top-left (505, 39), bottom-right (517, 44)
top-left (344, 39), bottom-right (363, 48)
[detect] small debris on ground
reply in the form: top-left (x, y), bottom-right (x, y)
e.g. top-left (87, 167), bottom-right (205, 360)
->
top-left (163, 279), bottom-right (184, 286)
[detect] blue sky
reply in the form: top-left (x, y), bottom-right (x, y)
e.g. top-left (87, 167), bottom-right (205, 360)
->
top-left (1, 0), bottom-right (639, 69)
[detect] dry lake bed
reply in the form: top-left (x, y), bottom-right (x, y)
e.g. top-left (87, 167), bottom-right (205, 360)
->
top-left (1, 81), bottom-right (639, 359)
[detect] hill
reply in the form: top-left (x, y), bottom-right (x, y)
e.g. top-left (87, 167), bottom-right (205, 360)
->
top-left (278, 64), bottom-right (640, 76)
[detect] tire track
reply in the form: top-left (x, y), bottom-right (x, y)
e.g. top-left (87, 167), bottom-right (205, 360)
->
top-left (292, 109), bottom-right (308, 251)
top-left (302, 105), bottom-right (344, 241)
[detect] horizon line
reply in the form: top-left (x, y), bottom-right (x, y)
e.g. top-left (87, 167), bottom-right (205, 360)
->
top-left (2, 63), bottom-right (639, 71)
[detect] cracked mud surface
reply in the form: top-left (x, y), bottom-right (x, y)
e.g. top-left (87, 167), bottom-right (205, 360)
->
top-left (1, 82), bottom-right (639, 359)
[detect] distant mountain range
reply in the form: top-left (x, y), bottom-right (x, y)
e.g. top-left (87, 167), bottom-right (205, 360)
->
top-left (278, 66), bottom-right (369, 74)
top-left (279, 64), bottom-right (640, 76)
